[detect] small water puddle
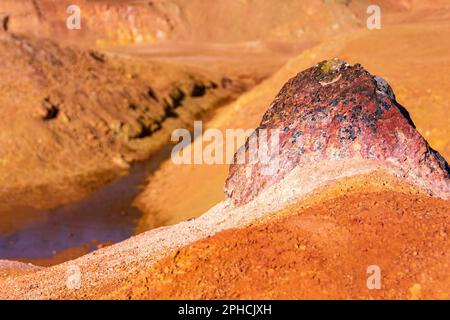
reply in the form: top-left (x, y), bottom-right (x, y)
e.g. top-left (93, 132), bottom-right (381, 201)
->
top-left (0, 146), bottom-right (172, 266)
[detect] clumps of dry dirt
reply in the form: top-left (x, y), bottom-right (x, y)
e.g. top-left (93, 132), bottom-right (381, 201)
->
top-left (0, 0), bottom-right (449, 300)
top-left (0, 172), bottom-right (447, 299)
top-left (0, 33), bottom-right (248, 210)
top-left (126, 191), bottom-right (450, 300)
top-left (0, 172), bottom-right (423, 300)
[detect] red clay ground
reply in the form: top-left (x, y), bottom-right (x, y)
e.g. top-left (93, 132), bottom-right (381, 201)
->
top-left (126, 191), bottom-right (450, 300)
top-left (0, 173), bottom-right (447, 299)
top-left (135, 17), bottom-right (450, 231)
top-left (0, 0), bottom-right (448, 299)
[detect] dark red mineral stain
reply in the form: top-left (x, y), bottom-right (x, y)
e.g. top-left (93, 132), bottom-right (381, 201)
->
top-left (225, 59), bottom-right (449, 205)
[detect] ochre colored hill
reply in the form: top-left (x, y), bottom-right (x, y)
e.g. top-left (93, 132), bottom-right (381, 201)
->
top-left (135, 10), bottom-right (450, 231)
top-left (1, 173), bottom-right (447, 299)
top-left (0, 0), bottom-right (448, 301)
top-left (127, 190), bottom-right (450, 300)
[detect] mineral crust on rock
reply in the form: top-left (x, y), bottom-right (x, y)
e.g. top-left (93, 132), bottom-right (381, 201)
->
top-left (225, 59), bottom-right (450, 206)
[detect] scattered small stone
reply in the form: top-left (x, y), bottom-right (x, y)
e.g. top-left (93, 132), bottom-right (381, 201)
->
top-left (60, 111), bottom-right (70, 124)
top-left (112, 154), bottom-right (130, 169)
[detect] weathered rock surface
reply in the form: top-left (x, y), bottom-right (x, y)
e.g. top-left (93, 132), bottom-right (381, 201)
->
top-left (225, 59), bottom-right (450, 205)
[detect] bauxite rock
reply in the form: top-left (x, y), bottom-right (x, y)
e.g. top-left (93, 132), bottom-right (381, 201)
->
top-left (225, 59), bottom-right (450, 206)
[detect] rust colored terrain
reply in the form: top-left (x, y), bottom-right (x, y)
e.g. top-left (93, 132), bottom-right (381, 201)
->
top-left (0, 33), bottom-right (247, 213)
top-left (135, 7), bottom-right (450, 231)
top-left (0, 0), bottom-right (448, 300)
top-left (1, 173), bottom-right (447, 300)
top-left (127, 191), bottom-right (450, 300)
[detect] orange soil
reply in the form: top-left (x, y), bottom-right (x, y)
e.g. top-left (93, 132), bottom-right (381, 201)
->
top-left (0, 0), bottom-right (448, 299)
top-left (0, 172), bottom-right (437, 300)
top-left (136, 13), bottom-right (450, 231)
top-left (0, 260), bottom-right (42, 279)
top-left (127, 191), bottom-right (450, 300)
top-left (0, 30), bottom-right (271, 220)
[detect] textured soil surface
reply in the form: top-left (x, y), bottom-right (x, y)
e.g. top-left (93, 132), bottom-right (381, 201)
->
top-left (0, 0), bottom-right (449, 300)
top-left (0, 32), bottom-right (249, 213)
top-left (135, 8), bottom-right (450, 231)
top-left (127, 191), bottom-right (450, 300)
top-left (0, 173), bottom-right (447, 299)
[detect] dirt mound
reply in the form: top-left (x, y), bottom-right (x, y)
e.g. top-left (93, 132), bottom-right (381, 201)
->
top-left (0, 33), bottom-right (245, 211)
top-left (126, 191), bottom-right (450, 300)
top-left (135, 7), bottom-right (450, 230)
top-left (0, 172), bottom-right (443, 299)
top-left (0, 0), bottom-right (449, 300)
top-left (0, 55), bottom-right (447, 297)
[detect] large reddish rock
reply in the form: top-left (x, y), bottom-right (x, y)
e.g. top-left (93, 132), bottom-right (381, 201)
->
top-left (225, 59), bottom-right (450, 206)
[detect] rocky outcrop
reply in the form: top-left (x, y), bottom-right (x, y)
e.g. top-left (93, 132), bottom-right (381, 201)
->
top-left (1, 59), bottom-right (449, 300)
top-left (0, 0), bottom-right (366, 47)
top-left (225, 59), bottom-right (450, 205)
